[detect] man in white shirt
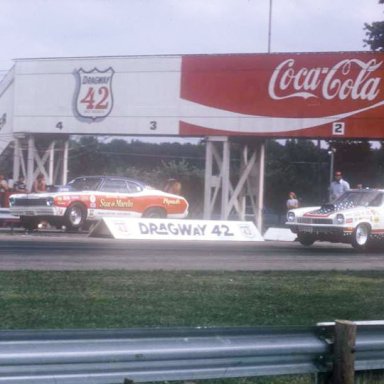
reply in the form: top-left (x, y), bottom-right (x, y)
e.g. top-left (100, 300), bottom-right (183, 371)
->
top-left (329, 171), bottom-right (350, 202)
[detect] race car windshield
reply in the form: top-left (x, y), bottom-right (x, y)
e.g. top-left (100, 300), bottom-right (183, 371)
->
top-left (333, 190), bottom-right (384, 208)
top-left (67, 177), bottom-right (103, 191)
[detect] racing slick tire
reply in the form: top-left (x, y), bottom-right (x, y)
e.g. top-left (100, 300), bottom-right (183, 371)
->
top-left (64, 203), bottom-right (87, 231)
top-left (20, 216), bottom-right (39, 231)
top-left (297, 232), bottom-right (316, 246)
top-left (351, 223), bottom-right (371, 251)
top-left (142, 207), bottom-right (167, 218)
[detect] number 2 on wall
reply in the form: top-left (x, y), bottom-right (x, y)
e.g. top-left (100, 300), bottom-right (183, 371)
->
top-left (332, 122), bottom-right (345, 135)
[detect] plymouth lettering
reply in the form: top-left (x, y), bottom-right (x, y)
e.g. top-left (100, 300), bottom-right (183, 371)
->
top-left (269, 58), bottom-right (382, 101)
top-left (163, 198), bottom-right (180, 205)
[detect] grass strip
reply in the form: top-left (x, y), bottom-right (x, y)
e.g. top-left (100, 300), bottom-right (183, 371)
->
top-left (1, 270), bottom-right (383, 383)
top-left (1, 270), bottom-right (383, 329)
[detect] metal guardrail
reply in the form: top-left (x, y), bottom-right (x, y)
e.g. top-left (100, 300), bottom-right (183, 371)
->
top-left (0, 322), bottom-right (383, 383)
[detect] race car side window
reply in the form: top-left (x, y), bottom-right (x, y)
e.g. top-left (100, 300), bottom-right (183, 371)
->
top-left (100, 179), bottom-right (128, 193)
top-left (369, 193), bottom-right (384, 207)
top-left (126, 181), bottom-right (142, 193)
top-left (69, 177), bottom-right (102, 191)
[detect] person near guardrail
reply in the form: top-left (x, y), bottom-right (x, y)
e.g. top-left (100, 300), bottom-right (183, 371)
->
top-left (329, 171), bottom-right (350, 202)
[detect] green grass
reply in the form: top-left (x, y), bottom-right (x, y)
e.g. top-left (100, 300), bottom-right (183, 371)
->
top-left (1, 270), bottom-right (383, 383)
top-left (1, 270), bottom-right (384, 329)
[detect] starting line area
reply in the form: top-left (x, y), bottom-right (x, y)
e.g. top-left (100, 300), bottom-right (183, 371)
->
top-left (0, 209), bottom-right (295, 242)
top-left (89, 218), bottom-right (265, 242)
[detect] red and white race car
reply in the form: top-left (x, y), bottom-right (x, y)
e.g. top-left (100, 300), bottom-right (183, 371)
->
top-left (9, 176), bottom-right (189, 231)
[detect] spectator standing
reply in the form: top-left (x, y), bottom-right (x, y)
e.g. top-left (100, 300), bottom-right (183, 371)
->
top-left (7, 174), bottom-right (14, 191)
top-left (329, 171), bottom-right (350, 202)
top-left (0, 174), bottom-right (9, 207)
top-left (163, 178), bottom-right (182, 195)
top-left (32, 173), bottom-right (46, 193)
top-left (286, 192), bottom-right (299, 210)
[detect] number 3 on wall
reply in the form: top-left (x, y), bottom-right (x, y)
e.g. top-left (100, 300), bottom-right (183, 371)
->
top-left (332, 122), bottom-right (345, 136)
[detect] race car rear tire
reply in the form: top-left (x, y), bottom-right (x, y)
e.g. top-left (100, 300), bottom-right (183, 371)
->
top-left (20, 216), bottom-right (39, 231)
top-left (64, 203), bottom-right (86, 231)
top-left (297, 232), bottom-right (316, 246)
top-left (142, 207), bottom-right (167, 218)
top-left (351, 223), bottom-right (370, 251)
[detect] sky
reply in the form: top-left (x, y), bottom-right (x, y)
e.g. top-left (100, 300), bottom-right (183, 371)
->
top-left (0, 0), bottom-right (382, 76)
top-left (0, 0), bottom-right (382, 145)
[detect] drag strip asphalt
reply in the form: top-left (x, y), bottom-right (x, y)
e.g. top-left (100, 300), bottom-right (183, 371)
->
top-left (0, 229), bottom-right (383, 271)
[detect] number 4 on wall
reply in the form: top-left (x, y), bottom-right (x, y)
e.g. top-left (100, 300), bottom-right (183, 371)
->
top-left (332, 122), bottom-right (345, 135)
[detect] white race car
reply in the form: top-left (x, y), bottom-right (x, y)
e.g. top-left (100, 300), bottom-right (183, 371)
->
top-left (286, 189), bottom-right (384, 250)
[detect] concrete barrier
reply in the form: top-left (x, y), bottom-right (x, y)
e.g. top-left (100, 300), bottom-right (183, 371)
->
top-left (263, 227), bottom-right (296, 242)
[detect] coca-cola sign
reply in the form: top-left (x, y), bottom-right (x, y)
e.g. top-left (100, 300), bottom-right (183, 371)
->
top-left (268, 58), bottom-right (381, 101)
top-left (180, 52), bottom-right (384, 138)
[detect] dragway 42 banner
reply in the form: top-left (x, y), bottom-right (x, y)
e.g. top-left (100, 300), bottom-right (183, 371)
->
top-left (90, 218), bottom-right (264, 242)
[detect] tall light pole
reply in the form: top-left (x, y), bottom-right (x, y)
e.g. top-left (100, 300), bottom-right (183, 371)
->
top-left (268, 0), bottom-right (273, 53)
top-left (328, 148), bottom-right (336, 191)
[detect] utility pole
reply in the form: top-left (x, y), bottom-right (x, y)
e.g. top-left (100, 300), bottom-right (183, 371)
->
top-left (268, 0), bottom-right (273, 53)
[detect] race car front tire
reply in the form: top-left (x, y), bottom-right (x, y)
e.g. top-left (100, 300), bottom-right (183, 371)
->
top-left (64, 203), bottom-right (86, 231)
top-left (351, 223), bottom-right (371, 251)
top-left (20, 216), bottom-right (39, 231)
top-left (297, 232), bottom-right (316, 246)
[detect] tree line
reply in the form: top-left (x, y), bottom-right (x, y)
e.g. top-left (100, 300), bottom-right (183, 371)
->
top-left (1, 137), bottom-right (383, 217)
top-left (364, 0), bottom-right (384, 51)
top-left (66, 137), bottom-right (384, 217)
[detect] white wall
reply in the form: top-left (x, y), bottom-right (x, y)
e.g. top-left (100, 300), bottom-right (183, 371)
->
top-left (13, 56), bottom-right (183, 136)
top-left (0, 67), bottom-right (15, 155)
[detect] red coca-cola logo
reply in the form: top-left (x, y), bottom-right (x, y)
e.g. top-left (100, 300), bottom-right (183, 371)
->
top-left (268, 58), bottom-right (381, 102)
top-left (181, 53), bottom-right (384, 119)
